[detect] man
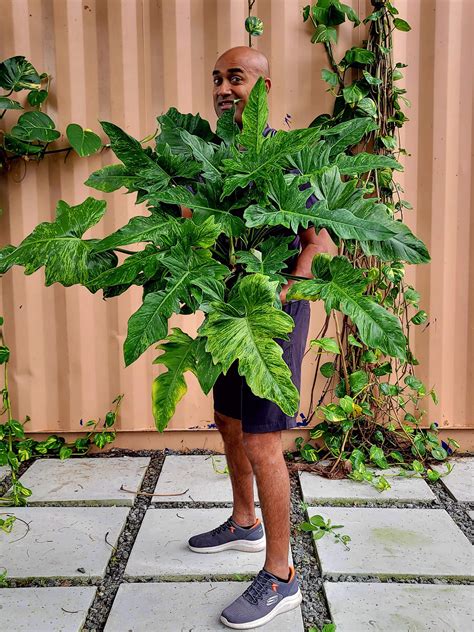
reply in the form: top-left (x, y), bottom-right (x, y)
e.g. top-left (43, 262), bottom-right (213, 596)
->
top-left (187, 46), bottom-right (331, 629)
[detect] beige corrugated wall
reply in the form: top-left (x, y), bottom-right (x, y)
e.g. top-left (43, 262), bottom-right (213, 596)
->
top-left (0, 0), bottom-right (473, 451)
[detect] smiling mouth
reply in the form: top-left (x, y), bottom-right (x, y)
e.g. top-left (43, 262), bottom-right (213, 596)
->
top-left (219, 100), bottom-right (240, 110)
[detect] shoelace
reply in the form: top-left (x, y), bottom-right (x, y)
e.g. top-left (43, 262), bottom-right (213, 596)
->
top-left (242, 570), bottom-right (273, 605)
top-left (210, 517), bottom-right (234, 536)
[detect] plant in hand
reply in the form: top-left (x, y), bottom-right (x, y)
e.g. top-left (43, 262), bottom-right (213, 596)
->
top-left (0, 73), bottom-right (429, 449)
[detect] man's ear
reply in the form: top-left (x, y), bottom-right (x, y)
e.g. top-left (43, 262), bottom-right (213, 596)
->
top-left (265, 78), bottom-right (271, 92)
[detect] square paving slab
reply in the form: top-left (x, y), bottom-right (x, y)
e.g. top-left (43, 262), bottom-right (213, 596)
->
top-left (16, 457), bottom-right (150, 505)
top-left (0, 506), bottom-right (129, 579)
top-left (153, 455), bottom-right (258, 503)
top-left (125, 507), bottom-right (291, 578)
top-left (433, 457), bottom-right (474, 502)
top-left (104, 581), bottom-right (304, 631)
top-left (307, 506), bottom-right (474, 579)
top-left (299, 467), bottom-right (436, 504)
top-left (324, 581), bottom-right (474, 632)
top-left (0, 586), bottom-right (96, 632)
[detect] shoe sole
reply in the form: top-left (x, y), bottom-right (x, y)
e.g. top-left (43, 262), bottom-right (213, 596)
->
top-left (220, 588), bottom-right (303, 629)
top-left (188, 537), bottom-right (266, 553)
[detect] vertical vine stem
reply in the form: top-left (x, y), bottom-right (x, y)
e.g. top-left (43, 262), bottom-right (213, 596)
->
top-left (332, 310), bottom-right (350, 395)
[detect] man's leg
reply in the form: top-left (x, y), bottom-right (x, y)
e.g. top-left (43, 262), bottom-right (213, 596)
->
top-left (242, 430), bottom-right (290, 579)
top-left (214, 411), bottom-right (256, 527)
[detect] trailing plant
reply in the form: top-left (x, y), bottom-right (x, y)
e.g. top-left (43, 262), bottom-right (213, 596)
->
top-left (293, 0), bottom-right (459, 482)
top-left (0, 55), bottom-right (105, 175)
top-left (0, 314), bottom-right (122, 507)
top-left (0, 75), bottom-right (429, 448)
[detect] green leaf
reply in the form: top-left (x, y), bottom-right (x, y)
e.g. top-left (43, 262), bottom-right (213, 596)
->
top-left (411, 310), bottom-right (428, 325)
top-left (216, 109), bottom-right (240, 146)
top-left (88, 244), bottom-right (163, 291)
top-left (200, 274), bottom-right (299, 416)
top-left (221, 126), bottom-right (320, 198)
top-left (320, 403), bottom-right (346, 422)
top-left (179, 129), bottom-right (221, 182)
top-left (311, 24), bottom-right (337, 44)
top-left (310, 337), bottom-right (340, 354)
top-left (235, 236), bottom-right (297, 283)
top-left (0, 56), bottom-right (41, 91)
top-left (59, 446), bottom-right (73, 460)
top-left (373, 361), bottom-right (392, 376)
top-left (343, 83), bottom-right (365, 104)
top-left (347, 334), bottom-right (362, 348)
top-left (156, 107), bottom-right (214, 155)
top-left (380, 382), bottom-right (400, 396)
top-left (288, 257), bottom-right (407, 360)
top-left (362, 70), bottom-right (382, 86)
top-left (349, 370), bottom-right (369, 393)
top-left (238, 77), bottom-right (268, 154)
top-left (430, 446), bottom-right (447, 460)
top-left (91, 212), bottom-right (173, 253)
top-left (11, 111), bottom-right (60, 142)
top-left (124, 243), bottom-right (227, 364)
top-left (84, 164), bottom-right (139, 193)
top-left (308, 167), bottom-right (398, 241)
top-left (393, 18), bottom-right (411, 32)
top-left (152, 329), bottom-right (222, 431)
top-left (380, 135), bottom-right (397, 150)
top-left (66, 124), bottom-right (102, 157)
top-left (357, 97), bottom-right (378, 118)
top-left (321, 69), bottom-right (339, 88)
top-left (0, 198), bottom-right (113, 286)
top-left (320, 362), bottom-right (336, 378)
top-left (0, 346), bottom-right (10, 364)
top-left (319, 118), bottom-right (379, 157)
top-left (0, 97), bottom-right (23, 110)
top-left (404, 375), bottom-right (425, 394)
top-left (27, 89), bottom-right (48, 107)
top-left (335, 152), bottom-right (402, 176)
top-left (151, 182), bottom-right (244, 237)
top-left (339, 395), bottom-right (354, 415)
top-left (426, 468), bottom-right (441, 481)
top-left (342, 47), bottom-right (376, 67)
top-left (244, 171), bottom-right (320, 233)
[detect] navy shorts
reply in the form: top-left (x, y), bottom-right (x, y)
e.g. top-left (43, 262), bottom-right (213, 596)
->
top-left (213, 300), bottom-right (311, 433)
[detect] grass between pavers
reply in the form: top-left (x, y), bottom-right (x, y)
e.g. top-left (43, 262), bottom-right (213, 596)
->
top-left (1, 449), bottom-right (473, 631)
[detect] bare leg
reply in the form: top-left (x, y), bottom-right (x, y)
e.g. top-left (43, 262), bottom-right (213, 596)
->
top-left (214, 411), bottom-right (257, 526)
top-left (242, 430), bottom-right (290, 579)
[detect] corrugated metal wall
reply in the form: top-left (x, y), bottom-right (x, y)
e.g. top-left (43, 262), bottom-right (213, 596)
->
top-left (0, 0), bottom-right (472, 448)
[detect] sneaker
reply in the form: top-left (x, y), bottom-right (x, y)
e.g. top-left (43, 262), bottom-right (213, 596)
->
top-left (220, 566), bottom-right (302, 629)
top-left (187, 516), bottom-right (265, 553)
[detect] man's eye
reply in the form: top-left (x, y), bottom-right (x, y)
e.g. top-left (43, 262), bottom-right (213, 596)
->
top-left (231, 76), bottom-right (242, 83)
top-left (213, 78), bottom-right (221, 85)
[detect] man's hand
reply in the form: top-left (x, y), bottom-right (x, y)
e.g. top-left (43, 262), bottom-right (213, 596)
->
top-left (280, 227), bottom-right (332, 305)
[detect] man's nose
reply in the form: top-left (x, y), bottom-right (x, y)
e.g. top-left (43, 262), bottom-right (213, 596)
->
top-left (216, 79), bottom-right (233, 97)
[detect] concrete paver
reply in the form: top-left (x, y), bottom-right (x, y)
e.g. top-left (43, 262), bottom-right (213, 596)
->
top-left (153, 455), bottom-right (258, 503)
top-left (324, 581), bottom-right (474, 632)
top-left (104, 582), bottom-right (304, 631)
top-left (16, 457), bottom-right (150, 505)
top-left (469, 510), bottom-right (474, 521)
top-left (0, 507), bottom-right (129, 579)
top-left (433, 457), bottom-right (474, 502)
top-left (299, 467), bottom-right (436, 504)
top-left (0, 586), bottom-right (96, 632)
top-left (307, 506), bottom-right (474, 579)
top-left (125, 507), bottom-right (291, 578)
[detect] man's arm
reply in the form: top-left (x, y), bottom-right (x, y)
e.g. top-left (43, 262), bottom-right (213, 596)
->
top-left (280, 226), bottom-right (332, 303)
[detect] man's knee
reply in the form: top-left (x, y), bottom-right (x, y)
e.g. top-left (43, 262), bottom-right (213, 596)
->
top-left (242, 430), bottom-right (283, 465)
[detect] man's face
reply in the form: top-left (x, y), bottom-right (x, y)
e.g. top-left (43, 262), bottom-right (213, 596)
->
top-left (212, 51), bottom-right (270, 127)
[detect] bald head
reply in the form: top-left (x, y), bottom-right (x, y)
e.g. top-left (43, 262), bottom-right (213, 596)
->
top-left (212, 46), bottom-right (271, 126)
top-left (215, 46), bottom-right (270, 77)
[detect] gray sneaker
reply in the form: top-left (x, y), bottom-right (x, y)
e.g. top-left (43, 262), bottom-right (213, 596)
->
top-left (220, 566), bottom-right (302, 629)
top-left (188, 516), bottom-right (265, 553)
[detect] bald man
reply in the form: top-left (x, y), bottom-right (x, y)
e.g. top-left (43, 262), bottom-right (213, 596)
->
top-left (187, 47), bottom-right (331, 629)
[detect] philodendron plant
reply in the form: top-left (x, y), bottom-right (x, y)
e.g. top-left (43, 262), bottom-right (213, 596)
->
top-left (0, 77), bottom-right (429, 431)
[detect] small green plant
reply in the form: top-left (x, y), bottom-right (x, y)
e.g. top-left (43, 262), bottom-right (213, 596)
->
top-left (299, 512), bottom-right (351, 549)
top-left (0, 55), bottom-right (104, 174)
top-left (211, 455), bottom-right (230, 475)
top-left (309, 624), bottom-right (336, 632)
top-left (0, 314), bottom-right (122, 507)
